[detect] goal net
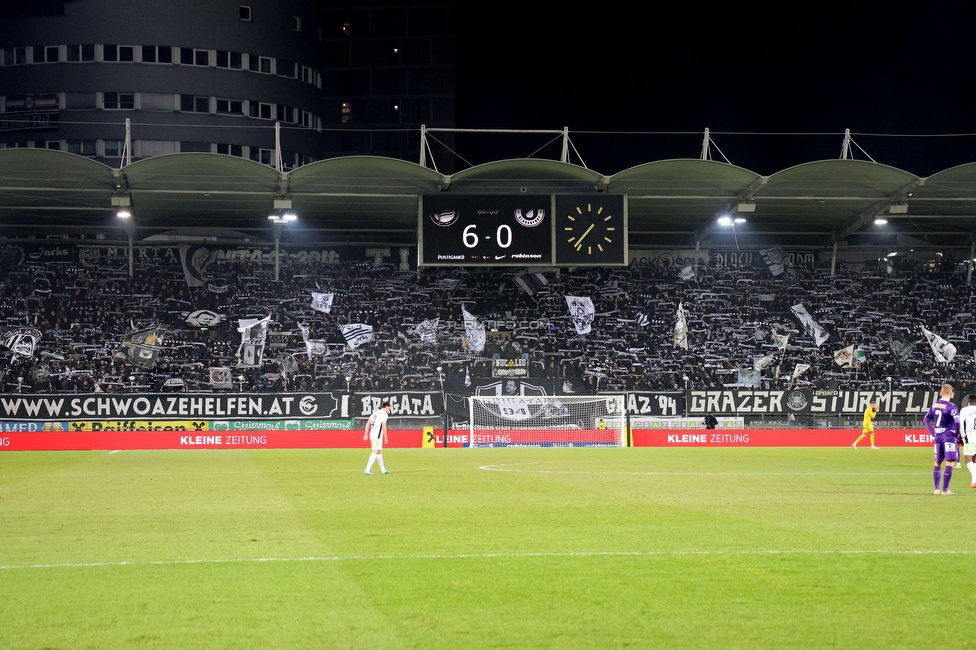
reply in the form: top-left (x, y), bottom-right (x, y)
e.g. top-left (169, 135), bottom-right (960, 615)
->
top-left (468, 395), bottom-right (626, 447)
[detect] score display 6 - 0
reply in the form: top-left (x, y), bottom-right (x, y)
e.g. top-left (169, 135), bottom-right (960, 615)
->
top-left (419, 194), bottom-right (553, 266)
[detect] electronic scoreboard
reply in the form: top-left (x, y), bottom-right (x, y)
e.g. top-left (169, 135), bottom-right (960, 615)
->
top-left (419, 194), bottom-right (626, 267)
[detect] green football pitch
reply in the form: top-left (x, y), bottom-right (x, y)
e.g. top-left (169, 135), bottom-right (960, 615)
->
top-left (0, 446), bottom-right (971, 649)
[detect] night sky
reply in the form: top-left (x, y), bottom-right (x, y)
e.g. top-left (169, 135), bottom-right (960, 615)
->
top-left (454, 2), bottom-right (976, 176)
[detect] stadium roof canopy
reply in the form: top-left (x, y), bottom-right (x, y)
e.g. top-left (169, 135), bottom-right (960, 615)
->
top-left (1, 148), bottom-right (976, 250)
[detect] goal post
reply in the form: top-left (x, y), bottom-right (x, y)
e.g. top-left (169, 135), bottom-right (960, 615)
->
top-left (467, 394), bottom-right (626, 447)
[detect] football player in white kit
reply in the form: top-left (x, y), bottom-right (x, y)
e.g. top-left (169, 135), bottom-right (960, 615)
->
top-left (959, 394), bottom-right (976, 488)
top-left (364, 401), bottom-right (391, 475)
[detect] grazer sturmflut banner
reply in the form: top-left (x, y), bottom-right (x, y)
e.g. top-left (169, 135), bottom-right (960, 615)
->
top-left (686, 389), bottom-right (940, 416)
top-left (0, 393), bottom-right (349, 420)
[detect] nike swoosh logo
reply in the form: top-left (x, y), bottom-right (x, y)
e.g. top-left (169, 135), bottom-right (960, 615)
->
top-left (495, 255), bottom-right (506, 260)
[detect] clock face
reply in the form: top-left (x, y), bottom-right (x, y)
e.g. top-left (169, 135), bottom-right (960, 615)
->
top-left (554, 195), bottom-right (627, 266)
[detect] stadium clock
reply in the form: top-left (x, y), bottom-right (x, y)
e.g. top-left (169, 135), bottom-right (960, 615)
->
top-left (419, 194), bottom-right (553, 266)
top-left (553, 195), bottom-right (627, 266)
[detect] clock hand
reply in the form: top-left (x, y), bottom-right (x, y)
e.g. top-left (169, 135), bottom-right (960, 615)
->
top-left (574, 223), bottom-right (595, 250)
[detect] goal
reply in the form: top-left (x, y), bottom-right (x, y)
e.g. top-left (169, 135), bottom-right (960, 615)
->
top-left (468, 394), bottom-right (626, 447)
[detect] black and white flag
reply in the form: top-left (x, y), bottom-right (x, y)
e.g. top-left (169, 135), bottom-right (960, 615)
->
top-left (921, 327), bottom-right (956, 363)
top-left (414, 318), bottom-right (439, 346)
top-left (566, 296), bottom-right (595, 335)
top-left (771, 331), bottom-right (791, 351)
top-left (185, 310), bottom-right (226, 328)
top-left (310, 291), bottom-right (334, 314)
top-left (462, 307), bottom-right (486, 353)
top-left (674, 302), bottom-right (689, 350)
top-left (341, 323), bottom-right (374, 350)
top-left (236, 315), bottom-right (271, 367)
top-left (178, 244), bottom-right (213, 288)
top-left (888, 334), bottom-right (914, 364)
top-left (209, 367), bottom-right (233, 389)
top-left (678, 265), bottom-right (696, 281)
top-left (514, 272), bottom-right (548, 296)
top-left (119, 326), bottom-right (165, 369)
top-left (0, 327), bottom-right (41, 359)
top-left (760, 248), bottom-right (787, 276)
top-left (297, 322), bottom-right (328, 360)
top-left (635, 312), bottom-right (650, 328)
top-left (791, 304), bottom-right (829, 347)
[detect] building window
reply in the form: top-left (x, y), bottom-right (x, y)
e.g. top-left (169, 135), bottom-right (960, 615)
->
top-left (118, 46), bottom-right (134, 62)
top-left (45, 141), bottom-right (61, 150)
top-left (66, 44), bottom-right (95, 62)
top-left (103, 44), bottom-right (117, 61)
top-left (293, 16), bottom-right (301, 31)
top-left (181, 48), bottom-right (210, 66)
top-left (180, 141), bottom-right (211, 153)
top-left (216, 50), bottom-right (243, 69)
top-left (67, 141), bottom-right (97, 156)
top-left (104, 140), bottom-right (123, 157)
top-left (216, 99), bottom-right (243, 114)
top-left (33, 45), bottom-right (60, 63)
top-left (341, 102), bottom-right (351, 124)
top-left (103, 92), bottom-right (134, 110)
top-left (180, 95), bottom-right (210, 113)
top-left (276, 59), bottom-right (295, 78)
top-left (216, 143), bottom-right (243, 157)
top-left (142, 45), bottom-right (172, 64)
top-left (342, 22), bottom-right (352, 36)
top-left (249, 102), bottom-right (272, 120)
top-left (248, 55), bottom-right (272, 73)
top-left (239, 5), bottom-right (251, 21)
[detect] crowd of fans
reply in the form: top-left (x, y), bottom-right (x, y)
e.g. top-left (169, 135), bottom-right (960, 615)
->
top-left (1, 247), bottom-right (974, 395)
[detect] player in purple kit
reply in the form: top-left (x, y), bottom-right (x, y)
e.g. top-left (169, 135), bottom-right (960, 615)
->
top-left (923, 383), bottom-right (960, 495)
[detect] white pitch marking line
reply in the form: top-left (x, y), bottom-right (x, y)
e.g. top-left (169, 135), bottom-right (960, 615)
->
top-left (3, 549), bottom-right (976, 571)
top-left (108, 450), bottom-right (121, 454)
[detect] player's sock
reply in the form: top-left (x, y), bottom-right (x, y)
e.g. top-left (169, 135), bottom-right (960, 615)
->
top-left (943, 465), bottom-right (953, 492)
top-left (853, 434), bottom-right (865, 446)
top-left (869, 433), bottom-right (875, 447)
top-left (968, 461), bottom-right (976, 484)
top-left (366, 453), bottom-right (377, 472)
top-left (377, 455), bottom-right (386, 473)
top-left (934, 466), bottom-right (942, 490)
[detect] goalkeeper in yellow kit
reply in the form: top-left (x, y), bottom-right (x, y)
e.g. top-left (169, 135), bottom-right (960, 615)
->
top-left (852, 400), bottom-right (879, 449)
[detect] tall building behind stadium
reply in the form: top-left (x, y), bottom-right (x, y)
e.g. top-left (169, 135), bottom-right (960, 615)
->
top-left (0, 0), bottom-right (455, 169)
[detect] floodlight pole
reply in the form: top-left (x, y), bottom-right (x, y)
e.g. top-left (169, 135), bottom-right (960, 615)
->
top-left (121, 216), bottom-right (135, 278)
top-left (272, 223), bottom-right (284, 281)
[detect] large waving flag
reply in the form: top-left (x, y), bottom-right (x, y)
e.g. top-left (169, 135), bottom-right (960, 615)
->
top-left (674, 302), bottom-right (689, 350)
top-left (341, 323), bottom-right (374, 350)
top-left (310, 292), bottom-right (334, 314)
top-left (236, 315), bottom-right (271, 367)
top-left (791, 304), bottom-right (829, 347)
top-left (566, 296), bottom-right (595, 335)
top-left (119, 326), bottom-right (165, 369)
top-left (921, 327), bottom-right (956, 363)
top-left (462, 307), bottom-right (486, 353)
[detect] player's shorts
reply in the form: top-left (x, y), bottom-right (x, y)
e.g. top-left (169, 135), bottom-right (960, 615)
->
top-left (370, 436), bottom-right (383, 451)
top-left (934, 440), bottom-right (959, 464)
top-left (963, 440), bottom-right (976, 457)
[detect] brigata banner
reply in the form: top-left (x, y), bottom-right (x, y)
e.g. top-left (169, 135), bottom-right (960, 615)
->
top-left (0, 392), bottom-right (349, 420)
top-left (686, 389), bottom-right (939, 416)
top-left (355, 392), bottom-right (442, 418)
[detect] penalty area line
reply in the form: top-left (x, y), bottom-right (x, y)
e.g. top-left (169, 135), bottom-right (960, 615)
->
top-left (3, 549), bottom-right (976, 571)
